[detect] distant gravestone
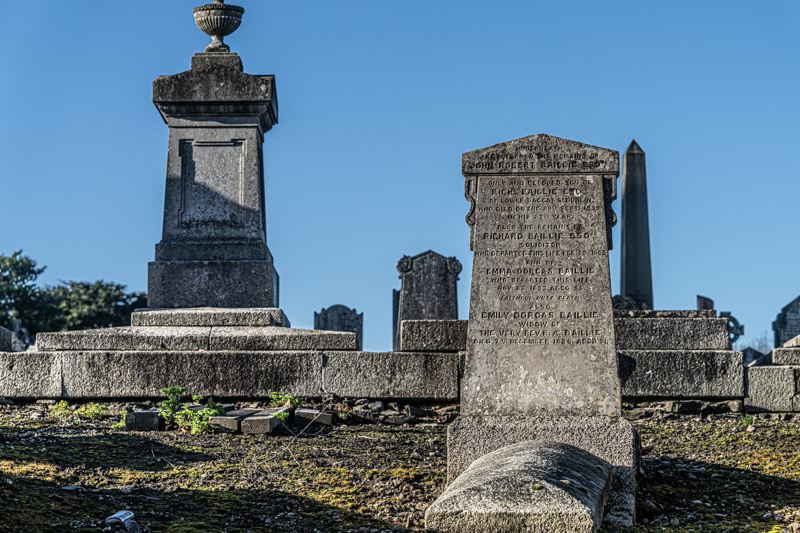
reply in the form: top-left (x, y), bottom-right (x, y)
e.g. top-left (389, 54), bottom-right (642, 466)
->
top-left (392, 250), bottom-right (461, 351)
top-left (446, 134), bottom-right (637, 525)
top-left (697, 295), bottom-right (714, 310)
top-left (314, 305), bottom-right (363, 349)
top-left (620, 140), bottom-right (653, 310)
top-left (773, 296), bottom-right (800, 348)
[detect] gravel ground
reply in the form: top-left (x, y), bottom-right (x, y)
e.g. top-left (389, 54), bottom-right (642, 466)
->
top-left (2, 400), bottom-right (800, 532)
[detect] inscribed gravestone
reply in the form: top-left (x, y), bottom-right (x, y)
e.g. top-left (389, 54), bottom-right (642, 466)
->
top-left (448, 134), bottom-right (637, 525)
top-left (314, 305), bottom-right (363, 349)
top-left (392, 250), bottom-right (461, 351)
top-left (461, 134), bottom-right (620, 416)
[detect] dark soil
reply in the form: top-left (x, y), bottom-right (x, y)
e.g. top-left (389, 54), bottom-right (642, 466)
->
top-left (2, 401), bottom-right (800, 532)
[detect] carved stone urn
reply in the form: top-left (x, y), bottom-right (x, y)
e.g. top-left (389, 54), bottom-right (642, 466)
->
top-left (193, 0), bottom-right (245, 52)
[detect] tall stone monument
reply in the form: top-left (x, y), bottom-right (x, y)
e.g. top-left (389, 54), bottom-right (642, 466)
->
top-left (392, 250), bottom-right (461, 350)
top-left (620, 140), bottom-right (653, 310)
top-left (444, 134), bottom-right (637, 525)
top-left (148, 0), bottom-right (279, 308)
top-left (314, 305), bottom-right (363, 349)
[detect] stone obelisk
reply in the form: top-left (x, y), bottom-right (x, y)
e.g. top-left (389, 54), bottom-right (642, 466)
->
top-left (620, 140), bottom-right (653, 310)
top-left (148, 0), bottom-right (280, 308)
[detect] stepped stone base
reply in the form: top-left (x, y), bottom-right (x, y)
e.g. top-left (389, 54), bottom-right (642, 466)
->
top-left (132, 307), bottom-right (289, 327)
top-left (447, 416), bottom-right (638, 526)
top-left (426, 441), bottom-right (612, 533)
top-left (619, 350), bottom-right (744, 399)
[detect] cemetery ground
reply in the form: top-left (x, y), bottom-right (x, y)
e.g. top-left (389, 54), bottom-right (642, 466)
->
top-left (2, 402), bottom-right (800, 533)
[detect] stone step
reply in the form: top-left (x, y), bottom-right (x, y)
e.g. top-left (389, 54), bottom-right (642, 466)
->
top-left (37, 326), bottom-right (357, 352)
top-left (771, 347), bottom-right (800, 366)
top-left (132, 307), bottom-right (290, 327)
top-left (426, 440), bottom-right (612, 533)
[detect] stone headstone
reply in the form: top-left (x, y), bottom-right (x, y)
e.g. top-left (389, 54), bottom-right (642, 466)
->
top-left (697, 295), bottom-right (714, 310)
top-left (620, 140), bottom-right (653, 310)
top-left (314, 305), bottom-right (363, 349)
top-left (0, 327), bottom-right (13, 352)
top-left (773, 296), bottom-right (800, 348)
top-left (147, 13), bottom-right (280, 309)
top-left (446, 134), bottom-right (637, 526)
top-left (392, 250), bottom-right (461, 351)
top-left (461, 135), bottom-right (620, 416)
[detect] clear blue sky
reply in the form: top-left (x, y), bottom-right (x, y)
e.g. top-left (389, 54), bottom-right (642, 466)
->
top-left (2, 1), bottom-right (798, 352)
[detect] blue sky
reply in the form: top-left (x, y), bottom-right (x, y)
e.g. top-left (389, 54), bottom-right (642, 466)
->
top-left (2, 1), bottom-right (798, 352)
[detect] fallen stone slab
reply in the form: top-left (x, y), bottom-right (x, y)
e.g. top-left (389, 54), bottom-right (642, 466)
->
top-left (132, 307), bottom-right (290, 327)
top-left (240, 408), bottom-right (288, 434)
top-left (209, 408), bottom-right (262, 432)
top-left (399, 320), bottom-right (467, 352)
top-left (618, 350), bottom-right (744, 399)
top-left (125, 410), bottom-right (164, 431)
top-left (614, 318), bottom-right (729, 350)
top-left (447, 415), bottom-right (637, 526)
top-left (426, 440), bottom-right (612, 533)
top-left (294, 408), bottom-right (334, 426)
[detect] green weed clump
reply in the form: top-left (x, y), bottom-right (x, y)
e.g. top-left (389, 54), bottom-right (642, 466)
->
top-left (739, 415), bottom-right (755, 427)
top-left (75, 402), bottom-right (108, 419)
top-left (159, 387), bottom-right (225, 435)
top-left (268, 392), bottom-right (303, 409)
top-left (49, 401), bottom-right (73, 418)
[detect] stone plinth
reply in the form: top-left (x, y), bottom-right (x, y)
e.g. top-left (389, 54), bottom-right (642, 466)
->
top-left (399, 320), bottom-right (467, 352)
top-left (148, 52), bottom-right (279, 308)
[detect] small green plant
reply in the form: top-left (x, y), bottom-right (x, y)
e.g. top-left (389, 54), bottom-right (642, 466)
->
top-left (174, 397), bottom-right (225, 435)
top-left (159, 386), bottom-right (187, 425)
top-left (75, 402), bottom-right (108, 420)
top-left (273, 410), bottom-right (289, 423)
top-left (111, 410), bottom-right (128, 430)
top-left (50, 400), bottom-right (74, 418)
top-left (739, 415), bottom-right (754, 426)
top-left (268, 392), bottom-right (303, 409)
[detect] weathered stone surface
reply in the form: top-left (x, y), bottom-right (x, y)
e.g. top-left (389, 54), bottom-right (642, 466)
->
top-left (209, 408), bottom-right (261, 432)
top-left (323, 352), bottom-right (461, 401)
top-left (0, 352), bottom-right (62, 398)
top-left (294, 408), bottom-right (334, 426)
top-left (619, 350), bottom-right (744, 399)
top-left (614, 310), bottom-right (716, 319)
top-left (745, 365), bottom-right (794, 412)
top-left (0, 327), bottom-right (12, 352)
top-left (37, 327), bottom-right (211, 352)
top-left (39, 325), bottom-right (354, 352)
top-left (399, 320), bottom-right (467, 352)
top-left (426, 440), bottom-right (611, 533)
top-left (314, 305), bottom-right (363, 350)
top-left (772, 348), bottom-right (800, 365)
top-left (57, 351), bottom-right (322, 399)
top-left (774, 297), bottom-right (800, 349)
top-left (392, 250), bottom-right (461, 351)
top-left (461, 134), bottom-right (620, 417)
top-left (125, 410), bottom-right (164, 431)
top-left (614, 318), bottom-right (730, 351)
top-left (148, 49), bottom-right (280, 309)
top-left (209, 327), bottom-right (357, 351)
top-left (148, 260), bottom-right (279, 308)
top-left (240, 408), bottom-right (287, 434)
top-left (131, 307), bottom-right (289, 327)
top-left (447, 416), bottom-right (637, 526)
